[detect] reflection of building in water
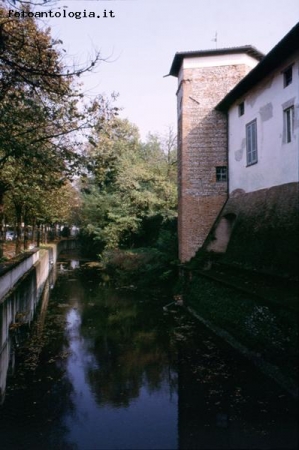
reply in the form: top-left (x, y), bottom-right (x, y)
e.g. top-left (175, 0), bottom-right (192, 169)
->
top-left (59, 260), bottom-right (80, 271)
top-left (70, 260), bottom-right (80, 270)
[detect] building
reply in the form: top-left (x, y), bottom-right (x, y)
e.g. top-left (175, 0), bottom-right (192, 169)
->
top-left (169, 46), bottom-right (264, 262)
top-left (217, 23), bottom-right (298, 196)
top-left (170, 23), bottom-right (299, 277)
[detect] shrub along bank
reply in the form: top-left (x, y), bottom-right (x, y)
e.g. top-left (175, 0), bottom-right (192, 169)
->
top-left (95, 218), bottom-right (179, 292)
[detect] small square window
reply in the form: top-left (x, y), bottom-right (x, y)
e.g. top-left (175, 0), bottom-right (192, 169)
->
top-left (238, 102), bottom-right (245, 116)
top-left (284, 106), bottom-right (294, 143)
top-left (283, 66), bottom-right (292, 87)
top-left (216, 166), bottom-right (227, 182)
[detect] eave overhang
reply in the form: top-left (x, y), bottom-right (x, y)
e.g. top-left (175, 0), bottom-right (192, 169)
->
top-left (169, 46), bottom-right (264, 78)
top-left (216, 22), bottom-right (299, 112)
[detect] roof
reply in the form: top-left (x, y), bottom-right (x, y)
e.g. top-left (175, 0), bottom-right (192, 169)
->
top-left (217, 22), bottom-right (299, 111)
top-left (168, 46), bottom-right (264, 77)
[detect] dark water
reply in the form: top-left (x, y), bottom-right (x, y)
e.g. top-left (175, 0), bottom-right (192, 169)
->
top-left (0, 257), bottom-right (297, 449)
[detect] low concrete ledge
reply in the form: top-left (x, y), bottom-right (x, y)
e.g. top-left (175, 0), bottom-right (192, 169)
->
top-left (0, 250), bottom-right (40, 302)
top-left (0, 239), bottom-right (79, 303)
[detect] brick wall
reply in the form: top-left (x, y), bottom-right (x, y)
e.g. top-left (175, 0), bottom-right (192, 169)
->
top-left (178, 63), bottom-right (253, 262)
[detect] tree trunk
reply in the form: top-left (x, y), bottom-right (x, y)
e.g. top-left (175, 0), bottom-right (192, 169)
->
top-left (14, 203), bottom-right (23, 255)
top-left (23, 224), bottom-right (29, 250)
top-left (32, 217), bottom-right (37, 247)
top-left (23, 208), bottom-right (29, 250)
top-left (37, 222), bottom-right (41, 247)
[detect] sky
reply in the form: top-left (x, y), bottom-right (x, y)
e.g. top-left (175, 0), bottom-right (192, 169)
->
top-left (32, 0), bottom-right (299, 140)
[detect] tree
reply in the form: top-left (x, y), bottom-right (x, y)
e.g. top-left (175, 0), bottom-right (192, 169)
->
top-left (141, 126), bottom-right (177, 182)
top-left (0, 4), bottom-right (117, 256)
top-left (3, 155), bottom-right (81, 252)
top-left (80, 119), bottom-right (177, 251)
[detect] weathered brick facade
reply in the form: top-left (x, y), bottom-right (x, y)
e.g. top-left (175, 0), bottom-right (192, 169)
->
top-left (176, 60), bottom-right (258, 262)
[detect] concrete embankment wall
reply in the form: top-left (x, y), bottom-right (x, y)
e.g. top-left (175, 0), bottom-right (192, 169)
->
top-left (0, 239), bottom-right (78, 303)
top-left (0, 250), bottom-right (40, 302)
top-left (0, 239), bottom-right (79, 402)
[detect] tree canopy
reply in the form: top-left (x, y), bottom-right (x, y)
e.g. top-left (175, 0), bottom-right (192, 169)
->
top-left (80, 119), bottom-right (177, 251)
top-left (0, 2), bottom-right (178, 265)
top-left (0, 3), bottom-right (117, 256)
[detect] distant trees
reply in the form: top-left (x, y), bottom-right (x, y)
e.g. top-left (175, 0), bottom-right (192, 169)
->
top-left (80, 119), bottom-right (177, 253)
top-left (0, 2), bottom-right (178, 263)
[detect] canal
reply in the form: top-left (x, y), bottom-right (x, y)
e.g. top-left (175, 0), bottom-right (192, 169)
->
top-left (0, 254), bottom-right (297, 449)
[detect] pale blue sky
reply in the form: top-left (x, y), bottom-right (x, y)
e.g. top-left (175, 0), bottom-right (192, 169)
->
top-left (42, 0), bottom-right (299, 139)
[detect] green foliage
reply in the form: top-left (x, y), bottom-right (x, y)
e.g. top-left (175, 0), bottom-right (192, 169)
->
top-left (97, 217), bottom-right (179, 290)
top-left (80, 119), bottom-right (178, 253)
top-left (0, 5), bottom-right (117, 255)
top-left (78, 120), bottom-right (178, 286)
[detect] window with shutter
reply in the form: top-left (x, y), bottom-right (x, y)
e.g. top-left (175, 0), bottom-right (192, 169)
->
top-left (246, 120), bottom-right (258, 166)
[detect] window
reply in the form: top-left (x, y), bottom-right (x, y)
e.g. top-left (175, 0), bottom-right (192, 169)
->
top-left (238, 102), bottom-right (245, 116)
top-left (216, 166), bottom-right (227, 182)
top-left (246, 119), bottom-right (258, 165)
top-left (283, 66), bottom-right (292, 87)
top-left (284, 106), bottom-right (294, 143)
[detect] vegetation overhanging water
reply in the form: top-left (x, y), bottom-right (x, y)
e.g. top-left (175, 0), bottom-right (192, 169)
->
top-left (0, 255), bottom-right (298, 450)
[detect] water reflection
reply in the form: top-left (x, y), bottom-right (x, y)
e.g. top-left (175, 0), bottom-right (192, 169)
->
top-left (63, 300), bottom-right (178, 449)
top-left (0, 264), bottom-right (74, 450)
top-left (0, 258), bottom-right (297, 449)
top-left (0, 267), bottom-right (56, 403)
top-left (53, 269), bottom-right (179, 449)
top-left (59, 259), bottom-right (80, 271)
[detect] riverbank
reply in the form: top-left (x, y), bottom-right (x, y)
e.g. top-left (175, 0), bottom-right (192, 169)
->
top-left (0, 239), bottom-right (79, 303)
top-left (2, 242), bottom-right (297, 400)
top-left (82, 246), bottom-right (298, 397)
top-left (179, 262), bottom-right (298, 398)
top-left (1, 256), bottom-right (297, 450)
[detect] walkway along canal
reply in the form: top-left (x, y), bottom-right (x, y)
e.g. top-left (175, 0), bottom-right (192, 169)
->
top-left (0, 252), bottom-right (298, 449)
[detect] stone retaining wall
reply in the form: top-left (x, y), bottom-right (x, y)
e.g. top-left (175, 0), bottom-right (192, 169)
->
top-left (203, 182), bottom-right (299, 279)
top-left (0, 239), bottom-right (78, 303)
top-left (0, 250), bottom-right (40, 301)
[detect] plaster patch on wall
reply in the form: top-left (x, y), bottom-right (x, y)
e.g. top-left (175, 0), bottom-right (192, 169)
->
top-left (234, 149), bottom-right (243, 161)
top-left (259, 103), bottom-right (273, 122)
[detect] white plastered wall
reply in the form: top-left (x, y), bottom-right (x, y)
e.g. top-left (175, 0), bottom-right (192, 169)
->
top-left (228, 52), bottom-right (299, 194)
top-left (178, 53), bottom-right (259, 85)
